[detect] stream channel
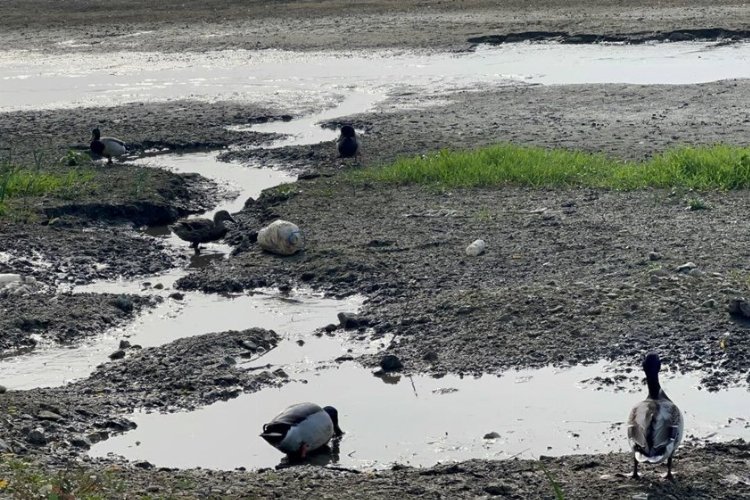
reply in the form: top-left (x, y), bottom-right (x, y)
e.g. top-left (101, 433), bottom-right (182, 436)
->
top-left (0, 41), bottom-right (749, 470)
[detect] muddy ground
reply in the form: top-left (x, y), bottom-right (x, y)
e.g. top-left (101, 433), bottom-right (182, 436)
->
top-left (2, 0), bottom-right (750, 53)
top-left (1, 0), bottom-right (750, 498)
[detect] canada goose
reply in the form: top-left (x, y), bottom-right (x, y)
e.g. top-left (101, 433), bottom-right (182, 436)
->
top-left (168, 210), bottom-right (235, 254)
top-left (337, 125), bottom-right (359, 159)
top-left (627, 353), bottom-right (683, 480)
top-left (260, 402), bottom-right (343, 459)
top-left (90, 128), bottom-right (127, 164)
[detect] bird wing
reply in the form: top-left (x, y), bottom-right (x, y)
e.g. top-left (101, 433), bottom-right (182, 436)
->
top-left (102, 137), bottom-right (126, 147)
top-left (268, 402), bottom-right (323, 427)
top-left (627, 401), bottom-right (653, 450)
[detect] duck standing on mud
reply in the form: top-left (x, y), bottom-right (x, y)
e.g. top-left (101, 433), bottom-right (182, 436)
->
top-left (90, 128), bottom-right (127, 164)
top-left (260, 402), bottom-right (343, 459)
top-left (627, 352), bottom-right (683, 480)
top-left (337, 125), bottom-right (360, 160)
top-left (169, 210), bottom-right (236, 254)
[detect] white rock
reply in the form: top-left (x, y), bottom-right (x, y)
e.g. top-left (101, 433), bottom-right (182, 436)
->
top-left (465, 239), bottom-right (486, 257)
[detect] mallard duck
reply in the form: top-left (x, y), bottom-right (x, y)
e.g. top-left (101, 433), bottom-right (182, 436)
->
top-left (337, 125), bottom-right (359, 159)
top-left (168, 210), bottom-right (236, 254)
top-left (627, 353), bottom-right (683, 480)
top-left (90, 128), bottom-right (127, 164)
top-left (260, 402), bottom-right (343, 458)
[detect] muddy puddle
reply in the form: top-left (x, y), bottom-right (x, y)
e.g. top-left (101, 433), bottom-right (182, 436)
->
top-left (2, 43), bottom-right (750, 112)
top-left (89, 361), bottom-right (750, 470)
top-left (130, 151), bottom-right (295, 264)
top-left (0, 269), bottom-right (364, 390)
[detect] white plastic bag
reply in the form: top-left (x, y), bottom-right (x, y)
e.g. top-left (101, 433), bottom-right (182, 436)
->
top-left (257, 220), bottom-right (304, 256)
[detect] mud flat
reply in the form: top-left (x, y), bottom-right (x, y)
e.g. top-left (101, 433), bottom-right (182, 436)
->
top-left (1, 1), bottom-right (750, 498)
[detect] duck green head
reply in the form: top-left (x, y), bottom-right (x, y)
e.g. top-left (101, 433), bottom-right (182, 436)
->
top-left (323, 406), bottom-right (343, 436)
top-left (91, 128), bottom-right (101, 140)
top-left (643, 353), bottom-right (661, 376)
top-left (340, 125), bottom-right (356, 138)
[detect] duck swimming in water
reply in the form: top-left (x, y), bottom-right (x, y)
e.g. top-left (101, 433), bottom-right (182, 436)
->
top-left (168, 210), bottom-right (236, 254)
top-left (260, 402), bottom-right (343, 459)
top-left (337, 125), bottom-right (359, 160)
top-left (90, 128), bottom-right (127, 164)
top-left (627, 352), bottom-right (683, 480)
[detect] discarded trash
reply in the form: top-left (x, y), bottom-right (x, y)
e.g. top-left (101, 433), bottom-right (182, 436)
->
top-left (465, 239), bottom-right (486, 257)
top-left (257, 220), bottom-right (304, 256)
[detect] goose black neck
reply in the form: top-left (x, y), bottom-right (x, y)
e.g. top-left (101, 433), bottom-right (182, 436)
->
top-left (646, 371), bottom-right (661, 399)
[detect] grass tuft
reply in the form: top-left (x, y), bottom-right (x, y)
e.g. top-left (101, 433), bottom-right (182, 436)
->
top-left (351, 144), bottom-right (750, 191)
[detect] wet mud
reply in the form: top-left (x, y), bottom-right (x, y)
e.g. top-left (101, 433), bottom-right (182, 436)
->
top-left (1, 1), bottom-right (750, 498)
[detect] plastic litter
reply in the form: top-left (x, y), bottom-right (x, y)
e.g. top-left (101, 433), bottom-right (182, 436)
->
top-left (257, 220), bottom-right (304, 256)
top-left (465, 239), bottom-right (486, 257)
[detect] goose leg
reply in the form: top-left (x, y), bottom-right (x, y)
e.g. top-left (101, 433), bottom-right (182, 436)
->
top-left (665, 456), bottom-right (674, 481)
top-left (190, 241), bottom-right (201, 255)
top-left (107, 156), bottom-right (113, 165)
top-left (631, 457), bottom-right (639, 479)
top-left (299, 442), bottom-right (309, 459)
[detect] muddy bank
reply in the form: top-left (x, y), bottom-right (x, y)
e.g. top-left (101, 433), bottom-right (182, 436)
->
top-left (0, 100), bottom-right (288, 162)
top-left (0, 293), bottom-right (153, 355)
top-left (178, 80), bottom-right (750, 389)
top-left (1, 441), bottom-right (748, 498)
top-left (1, 0), bottom-right (749, 53)
top-left (0, 329), bottom-right (282, 456)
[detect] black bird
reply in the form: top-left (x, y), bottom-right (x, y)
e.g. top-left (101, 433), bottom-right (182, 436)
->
top-left (337, 125), bottom-right (359, 159)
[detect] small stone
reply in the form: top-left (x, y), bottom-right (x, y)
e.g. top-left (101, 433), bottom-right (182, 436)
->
top-left (273, 368), bottom-right (289, 379)
top-left (134, 461), bottom-right (154, 470)
top-left (727, 298), bottom-right (750, 318)
top-left (239, 340), bottom-right (258, 351)
top-left (324, 323), bottom-right (338, 333)
top-left (0, 439), bottom-right (11, 452)
top-left (380, 354), bottom-right (403, 372)
top-left (119, 340), bottom-right (131, 349)
top-left (648, 252), bottom-right (662, 261)
top-left (37, 410), bottom-right (63, 422)
top-left (337, 312), bottom-right (361, 329)
top-left (26, 427), bottom-right (46, 445)
top-left (676, 262), bottom-right (697, 273)
top-left (70, 435), bottom-right (92, 449)
top-left (335, 355), bottom-right (354, 362)
top-left (169, 292), bottom-right (184, 301)
top-left (296, 339), bottom-right (305, 346)
top-left (484, 484), bottom-right (512, 496)
top-left (422, 351), bottom-right (438, 362)
top-left (109, 349), bottom-right (126, 360)
top-left (483, 431), bottom-right (501, 439)
top-left (300, 272), bottom-right (315, 282)
top-left (0, 385), bottom-right (6, 394)
top-left (153, 283), bottom-right (164, 290)
top-left (111, 295), bottom-right (134, 313)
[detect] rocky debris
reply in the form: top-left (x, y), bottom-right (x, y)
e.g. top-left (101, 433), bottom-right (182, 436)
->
top-left (119, 340), bottom-right (132, 349)
top-left (727, 298), bottom-right (750, 319)
top-left (380, 354), bottom-right (403, 372)
top-left (70, 435), bottom-right (93, 449)
top-left (26, 428), bottom-right (47, 445)
top-left (37, 410), bottom-right (63, 422)
top-left (0, 385), bottom-right (6, 394)
top-left (109, 349), bottom-right (127, 360)
top-left (676, 261), bottom-right (697, 273)
top-left (112, 295), bottom-right (135, 313)
top-left (169, 292), bottom-right (185, 300)
top-left (483, 432), bottom-right (501, 439)
top-left (338, 312), bottom-right (369, 329)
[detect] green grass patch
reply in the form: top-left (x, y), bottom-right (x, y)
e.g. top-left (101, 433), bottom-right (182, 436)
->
top-left (0, 150), bottom-right (97, 216)
top-left (351, 144), bottom-right (750, 190)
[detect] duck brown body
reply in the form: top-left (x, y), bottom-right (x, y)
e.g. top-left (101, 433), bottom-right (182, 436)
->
top-left (169, 210), bottom-right (235, 253)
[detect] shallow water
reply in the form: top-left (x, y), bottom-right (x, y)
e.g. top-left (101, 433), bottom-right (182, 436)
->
top-left (2, 43), bottom-right (750, 112)
top-left (0, 270), bottom-right (363, 390)
top-left (89, 361), bottom-right (750, 470)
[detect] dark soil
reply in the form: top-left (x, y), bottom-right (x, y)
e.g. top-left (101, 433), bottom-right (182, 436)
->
top-left (1, 1), bottom-right (749, 498)
top-left (1, 0), bottom-right (749, 53)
